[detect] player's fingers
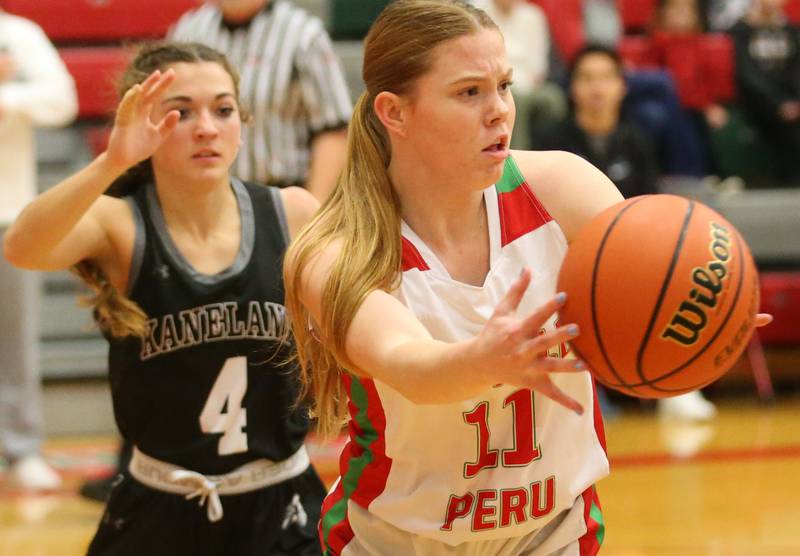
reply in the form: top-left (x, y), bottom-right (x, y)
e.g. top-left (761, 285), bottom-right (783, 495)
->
top-left (532, 355), bottom-right (586, 374)
top-left (156, 110), bottom-right (181, 138)
top-left (755, 313), bottom-right (773, 328)
top-left (527, 375), bottom-right (584, 415)
top-left (115, 84), bottom-right (142, 125)
top-left (142, 69), bottom-right (176, 103)
top-left (519, 292), bottom-right (567, 334)
top-left (493, 268), bottom-right (531, 316)
top-left (139, 69), bottom-right (163, 93)
top-left (521, 324), bottom-right (579, 358)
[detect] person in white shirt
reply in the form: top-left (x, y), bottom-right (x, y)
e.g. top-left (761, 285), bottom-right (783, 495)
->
top-left (474, 0), bottom-right (566, 149)
top-left (0, 9), bottom-right (77, 490)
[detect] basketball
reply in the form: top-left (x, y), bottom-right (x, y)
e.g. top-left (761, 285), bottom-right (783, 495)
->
top-left (557, 194), bottom-right (760, 398)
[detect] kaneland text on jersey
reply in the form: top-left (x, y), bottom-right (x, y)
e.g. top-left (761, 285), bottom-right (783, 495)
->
top-left (140, 301), bottom-right (288, 360)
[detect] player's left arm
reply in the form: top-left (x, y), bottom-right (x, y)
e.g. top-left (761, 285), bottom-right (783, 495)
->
top-left (279, 186), bottom-right (320, 240)
top-left (512, 149), bottom-right (623, 243)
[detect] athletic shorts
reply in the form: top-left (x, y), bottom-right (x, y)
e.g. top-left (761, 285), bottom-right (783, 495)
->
top-left (87, 465), bottom-right (326, 556)
top-left (325, 485), bottom-right (603, 556)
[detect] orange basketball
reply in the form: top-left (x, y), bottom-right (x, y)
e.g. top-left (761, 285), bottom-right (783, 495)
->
top-left (557, 194), bottom-right (759, 398)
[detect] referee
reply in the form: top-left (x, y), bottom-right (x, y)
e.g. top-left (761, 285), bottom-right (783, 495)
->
top-left (169, 0), bottom-right (352, 200)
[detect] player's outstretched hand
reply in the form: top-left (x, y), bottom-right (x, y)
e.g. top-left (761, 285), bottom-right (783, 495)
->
top-left (105, 69), bottom-right (180, 172)
top-left (755, 314), bottom-right (773, 327)
top-left (470, 268), bottom-right (586, 415)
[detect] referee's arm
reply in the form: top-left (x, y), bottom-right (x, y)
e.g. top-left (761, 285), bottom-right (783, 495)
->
top-left (297, 31), bottom-right (352, 201)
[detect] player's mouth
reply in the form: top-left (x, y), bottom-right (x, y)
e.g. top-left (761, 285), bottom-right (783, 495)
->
top-left (192, 149), bottom-right (221, 160)
top-left (482, 135), bottom-right (510, 159)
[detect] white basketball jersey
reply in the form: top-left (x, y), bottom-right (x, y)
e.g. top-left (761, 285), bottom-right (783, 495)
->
top-left (320, 157), bottom-right (609, 553)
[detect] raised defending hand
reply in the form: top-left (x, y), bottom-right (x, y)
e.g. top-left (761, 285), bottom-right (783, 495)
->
top-left (105, 69), bottom-right (180, 171)
top-left (470, 268), bottom-right (586, 415)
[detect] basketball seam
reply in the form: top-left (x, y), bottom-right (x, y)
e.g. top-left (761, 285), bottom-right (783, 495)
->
top-left (632, 199), bottom-right (695, 392)
top-left (590, 197), bottom-right (647, 389)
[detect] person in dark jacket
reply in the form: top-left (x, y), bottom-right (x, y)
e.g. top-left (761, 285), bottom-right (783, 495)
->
top-left (532, 44), bottom-right (659, 198)
top-left (731, 0), bottom-right (800, 182)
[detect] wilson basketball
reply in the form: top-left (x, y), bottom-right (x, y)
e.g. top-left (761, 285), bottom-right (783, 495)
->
top-left (557, 194), bottom-right (759, 398)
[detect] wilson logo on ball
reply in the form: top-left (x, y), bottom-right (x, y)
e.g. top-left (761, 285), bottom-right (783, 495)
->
top-left (661, 222), bottom-right (732, 347)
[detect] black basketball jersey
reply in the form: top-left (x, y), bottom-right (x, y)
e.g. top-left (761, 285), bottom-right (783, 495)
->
top-left (106, 179), bottom-right (308, 475)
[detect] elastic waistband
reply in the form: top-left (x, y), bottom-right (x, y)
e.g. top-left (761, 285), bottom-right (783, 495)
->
top-left (129, 445), bottom-right (309, 521)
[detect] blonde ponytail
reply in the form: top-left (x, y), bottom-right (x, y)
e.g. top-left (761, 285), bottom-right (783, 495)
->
top-left (284, 0), bottom-right (498, 437)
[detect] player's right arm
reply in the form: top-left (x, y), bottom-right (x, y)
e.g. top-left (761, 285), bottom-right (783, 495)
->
top-left (3, 69), bottom-right (179, 285)
top-left (293, 240), bottom-right (586, 413)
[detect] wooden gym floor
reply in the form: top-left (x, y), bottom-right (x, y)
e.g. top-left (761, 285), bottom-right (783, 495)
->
top-left (2, 395), bottom-right (799, 555)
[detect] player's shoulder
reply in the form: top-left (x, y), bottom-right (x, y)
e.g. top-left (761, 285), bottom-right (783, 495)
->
top-left (510, 150), bottom-right (623, 242)
top-left (278, 186), bottom-right (320, 239)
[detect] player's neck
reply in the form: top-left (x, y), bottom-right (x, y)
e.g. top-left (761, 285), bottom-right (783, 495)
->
top-left (153, 176), bottom-right (238, 240)
top-left (389, 157), bottom-right (489, 259)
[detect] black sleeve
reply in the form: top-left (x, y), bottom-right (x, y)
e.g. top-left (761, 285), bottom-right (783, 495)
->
top-left (632, 128), bottom-right (660, 195)
top-left (530, 120), bottom-right (574, 152)
top-left (731, 22), bottom-right (791, 115)
top-left (790, 27), bottom-right (800, 97)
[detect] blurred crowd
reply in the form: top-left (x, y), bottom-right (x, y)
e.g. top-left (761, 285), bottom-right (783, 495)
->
top-left (478, 0), bottom-right (800, 189)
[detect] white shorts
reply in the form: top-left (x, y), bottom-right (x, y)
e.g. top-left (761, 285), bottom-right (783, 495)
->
top-left (338, 488), bottom-right (601, 556)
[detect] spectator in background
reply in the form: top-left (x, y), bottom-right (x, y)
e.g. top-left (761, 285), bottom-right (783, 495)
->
top-left (169, 0), bottom-right (352, 200)
top-left (651, 0), bottom-right (730, 174)
top-left (532, 0), bottom-right (621, 65)
top-left (707, 0), bottom-right (752, 31)
top-left (731, 0), bottom-right (800, 183)
top-left (532, 45), bottom-right (659, 198)
top-left (584, 0), bottom-right (623, 46)
top-left (474, 0), bottom-right (566, 148)
top-left (0, 8), bottom-right (78, 490)
top-left (534, 45), bottom-right (718, 421)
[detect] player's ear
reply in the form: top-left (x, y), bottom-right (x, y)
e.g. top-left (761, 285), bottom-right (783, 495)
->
top-left (373, 91), bottom-right (408, 138)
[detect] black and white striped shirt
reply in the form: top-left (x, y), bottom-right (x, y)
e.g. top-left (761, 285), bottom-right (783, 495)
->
top-left (169, 1), bottom-right (352, 187)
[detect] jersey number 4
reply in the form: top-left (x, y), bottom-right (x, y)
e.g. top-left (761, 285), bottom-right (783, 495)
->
top-left (199, 356), bottom-right (248, 455)
top-left (463, 389), bottom-right (541, 479)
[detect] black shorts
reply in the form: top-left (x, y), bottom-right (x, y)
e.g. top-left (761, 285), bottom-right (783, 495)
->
top-left (87, 465), bottom-right (326, 556)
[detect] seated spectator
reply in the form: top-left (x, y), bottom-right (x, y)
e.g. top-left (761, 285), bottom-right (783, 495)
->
top-left (651, 0), bottom-right (730, 173)
top-left (533, 0), bottom-right (621, 64)
top-left (623, 67), bottom-right (709, 177)
top-left (584, 0), bottom-right (623, 46)
top-left (731, 0), bottom-right (800, 183)
top-left (707, 0), bottom-right (751, 31)
top-left (474, 0), bottom-right (566, 148)
top-left (532, 44), bottom-right (659, 198)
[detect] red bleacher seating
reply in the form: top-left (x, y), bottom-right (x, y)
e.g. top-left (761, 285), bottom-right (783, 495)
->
top-left (529, 0), bottom-right (585, 63)
top-left (758, 273), bottom-right (800, 346)
top-left (618, 0), bottom-right (657, 34)
top-left (617, 36), bottom-right (658, 69)
top-left (618, 34), bottom-right (735, 103)
top-left (3, 0), bottom-right (200, 41)
top-left (60, 47), bottom-right (131, 119)
top-left (785, 0), bottom-right (800, 24)
top-left (700, 34), bottom-right (735, 103)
